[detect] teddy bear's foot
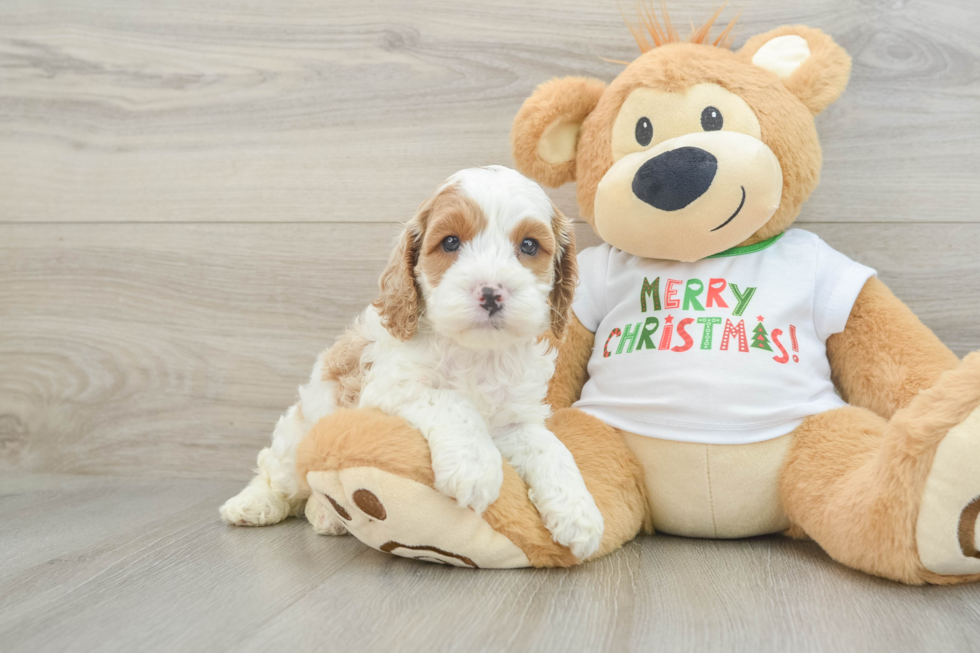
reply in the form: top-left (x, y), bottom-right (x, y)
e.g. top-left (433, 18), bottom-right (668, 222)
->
top-left (782, 352), bottom-right (980, 584)
top-left (916, 403), bottom-right (980, 577)
top-left (306, 466), bottom-right (530, 568)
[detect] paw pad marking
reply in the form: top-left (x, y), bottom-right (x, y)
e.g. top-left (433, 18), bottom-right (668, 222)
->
top-left (325, 494), bottom-right (351, 521)
top-left (352, 489), bottom-right (387, 520)
top-left (960, 495), bottom-right (980, 559)
top-left (380, 541), bottom-right (478, 568)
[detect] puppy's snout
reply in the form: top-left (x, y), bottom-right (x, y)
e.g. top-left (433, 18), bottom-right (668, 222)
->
top-left (475, 284), bottom-right (506, 316)
top-left (632, 146), bottom-right (717, 211)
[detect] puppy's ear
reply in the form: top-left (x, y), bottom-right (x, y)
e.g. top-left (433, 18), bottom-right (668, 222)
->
top-left (511, 77), bottom-right (606, 188)
top-left (739, 26), bottom-right (851, 115)
top-left (373, 197), bottom-right (431, 340)
top-left (548, 204), bottom-right (578, 340)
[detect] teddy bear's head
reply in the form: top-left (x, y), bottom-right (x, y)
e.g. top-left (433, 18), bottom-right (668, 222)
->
top-left (512, 10), bottom-right (851, 262)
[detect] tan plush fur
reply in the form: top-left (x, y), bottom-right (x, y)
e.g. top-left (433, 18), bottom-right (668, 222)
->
top-left (545, 313), bottom-right (594, 410)
top-left (827, 276), bottom-right (960, 419)
top-left (511, 77), bottom-right (606, 188)
top-left (547, 204), bottom-right (578, 339)
top-left (780, 353), bottom-right (980, 584)
top-left (738, 26), bottom-right (852, 116)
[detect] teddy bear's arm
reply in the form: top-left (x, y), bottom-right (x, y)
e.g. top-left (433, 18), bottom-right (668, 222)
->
top-left (826, 276), bottom-right (959, 419)
top-left (546, 312), bottom-right (596, 410)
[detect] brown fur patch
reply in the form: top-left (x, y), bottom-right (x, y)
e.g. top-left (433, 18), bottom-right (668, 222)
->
top-left (320, 322), bottom-right (372, 408)
top-left (418, 184), bottom-right (487, 288)
top-left (510, 217), bottom-right (556, 281)
top-left (373, 198), bottom-right (431, 341)
top-left (547, 203), bottom-right (577, 339)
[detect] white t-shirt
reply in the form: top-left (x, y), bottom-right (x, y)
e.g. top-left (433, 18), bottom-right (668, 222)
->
top-left (572, 229), bottom-right (876, 444)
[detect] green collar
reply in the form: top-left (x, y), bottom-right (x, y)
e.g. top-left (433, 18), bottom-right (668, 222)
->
top-left (705, 232), bottom-right (784, 259)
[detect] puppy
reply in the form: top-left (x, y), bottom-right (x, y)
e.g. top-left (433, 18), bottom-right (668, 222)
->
top-left (220, 166), bottom-right (604, 560)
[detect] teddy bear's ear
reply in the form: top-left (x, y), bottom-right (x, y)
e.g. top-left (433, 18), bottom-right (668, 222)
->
top-left (511, 76), bottom-right (606, 187)
top-left (738, 26), bottom-right (851, 115)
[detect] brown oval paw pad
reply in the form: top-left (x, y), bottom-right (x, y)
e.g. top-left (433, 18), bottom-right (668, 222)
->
top-left (352, 489), bottom-right (386, 520)
top-left (959, 495), bottom-right (980, 559)
top-left (325, 494), bottom-right (351, 521)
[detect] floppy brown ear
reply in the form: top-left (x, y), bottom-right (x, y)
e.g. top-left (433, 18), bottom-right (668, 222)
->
top-left (511, 77), bottom-right (606, 188)
top-left (548, 204), bottom-right (578, 340)
top-left (739, 26), bottom-right (851, 115)
top-left (372, 197), bottom-right (431, 340)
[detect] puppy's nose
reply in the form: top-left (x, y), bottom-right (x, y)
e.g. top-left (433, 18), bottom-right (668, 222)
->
top-left (477, 285), bottom-right (505, 316)
top-left (632, 146), bottom-right (717, 211)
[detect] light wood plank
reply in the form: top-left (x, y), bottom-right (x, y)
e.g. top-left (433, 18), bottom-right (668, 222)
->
top-left (1, 472), bottom-right (979, 653)
top-left (1, 0), bottom-right (979, 224)
top-left (1, 221), bottom-right (978, 478)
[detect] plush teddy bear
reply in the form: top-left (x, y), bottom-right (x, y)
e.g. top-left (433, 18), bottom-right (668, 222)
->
top-left (296, 10), bottom-right (980, 583)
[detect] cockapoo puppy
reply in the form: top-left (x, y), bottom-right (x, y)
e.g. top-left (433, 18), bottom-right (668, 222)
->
top-left (221, 166), bottom-right (605, 560)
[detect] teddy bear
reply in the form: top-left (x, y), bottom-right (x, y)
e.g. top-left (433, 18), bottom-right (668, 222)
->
top-left (295, 9), bottom-right (980, 584)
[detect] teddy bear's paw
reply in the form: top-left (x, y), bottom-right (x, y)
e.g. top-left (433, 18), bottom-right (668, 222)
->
top-left (530, 487), bottom-right (605, 561)
top-left (304, 490), bottom-right (348, 535)
top-left (306, 466), bottom-right (530, 568)
top-left (916, 403), bottom-right (980, 576)
top-left (219, 481), bottom-right (292, 527)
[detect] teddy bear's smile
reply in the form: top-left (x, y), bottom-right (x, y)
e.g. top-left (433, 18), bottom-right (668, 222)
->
top-left (710, 185), bottom-right (745, 232)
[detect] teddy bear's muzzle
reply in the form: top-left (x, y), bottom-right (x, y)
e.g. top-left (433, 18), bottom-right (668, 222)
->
top-left (594, 131), bottom-right (783, 262)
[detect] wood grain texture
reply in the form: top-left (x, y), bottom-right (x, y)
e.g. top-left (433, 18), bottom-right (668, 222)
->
top-left (1, 0), bottom-right (979, 223)
top-left (2, 222), bottom-right (979, 478)
top-left (1, 472), bottom-right (979, 653)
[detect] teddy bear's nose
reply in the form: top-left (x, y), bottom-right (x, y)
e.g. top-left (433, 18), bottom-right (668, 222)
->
top-left (632, 146), bottom-right (718, 211)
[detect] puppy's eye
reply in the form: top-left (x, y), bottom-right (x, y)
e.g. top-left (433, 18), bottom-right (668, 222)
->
top-left (442, 235), bottom-right (460, 252)
top-left (701, 106), bottom-right (723, 131)
top-left (520, 238), bottom-right (539, 256)
top-left (635, 117), bottom-right (653, 146)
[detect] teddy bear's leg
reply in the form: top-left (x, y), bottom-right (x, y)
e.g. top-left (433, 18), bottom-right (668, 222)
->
top-left (780, 353), bottom-right (980, 584)
top-left (295, 407), bottom-right (648, 567)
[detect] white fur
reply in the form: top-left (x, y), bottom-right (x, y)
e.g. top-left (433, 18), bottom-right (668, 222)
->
top-left (220, 166), bottom-right (604, 561)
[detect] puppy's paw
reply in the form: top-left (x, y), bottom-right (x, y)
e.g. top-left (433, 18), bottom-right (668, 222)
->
top-left (220, 482), bottom-right (292, 526)
top-left (430, 441), bottom-right (503, 514)
top-left (533, 487), bottom-right (605, 561)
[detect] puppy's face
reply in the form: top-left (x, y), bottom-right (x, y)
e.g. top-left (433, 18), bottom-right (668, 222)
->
top-left (374, 166), bottom-right (576, 349)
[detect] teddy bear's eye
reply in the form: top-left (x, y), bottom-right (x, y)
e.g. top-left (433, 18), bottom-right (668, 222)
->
top-left (701, 106), bottom-right (724, 131)
top-left (635, 117), bottom-right (653, 146)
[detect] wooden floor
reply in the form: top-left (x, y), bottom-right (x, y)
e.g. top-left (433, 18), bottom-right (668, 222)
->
top-left (3, 0), bottom-right (980, 651)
